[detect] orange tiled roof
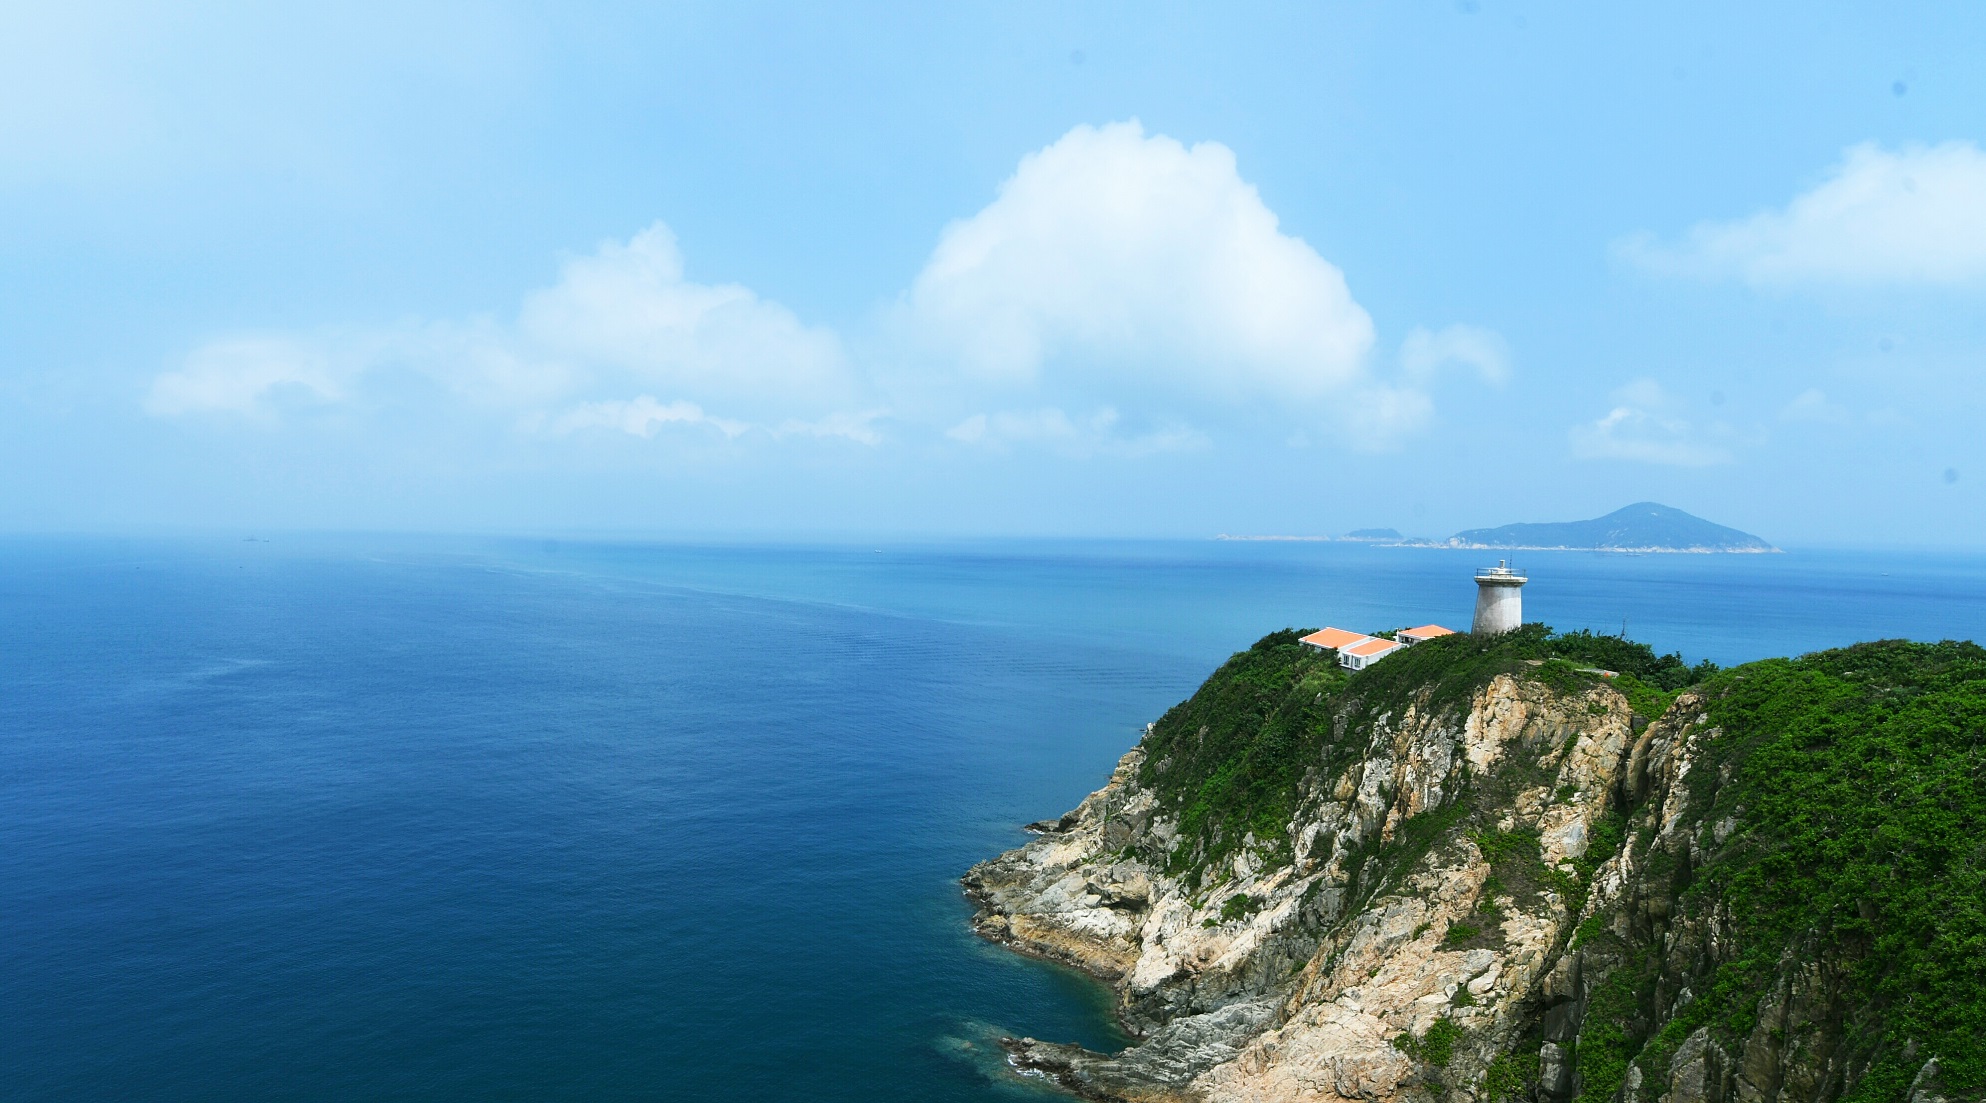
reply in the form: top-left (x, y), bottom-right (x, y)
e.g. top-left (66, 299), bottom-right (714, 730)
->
top-left (1401, 624), bottom-right (1456, 638)
top-left (1301, 627), bottom-right (1368, 650)
top-left (1345, 637), bottom-right (1403, 657)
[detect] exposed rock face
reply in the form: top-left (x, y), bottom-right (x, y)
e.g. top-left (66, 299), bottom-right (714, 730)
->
top-left (963, 639), bottom-right (1982, 1103)
top-left (968, 670), bottom-right (1633, 1101)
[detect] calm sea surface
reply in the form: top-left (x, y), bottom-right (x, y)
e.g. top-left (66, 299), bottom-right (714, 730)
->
top-left (7, 536), bottom-right (1986, 1101)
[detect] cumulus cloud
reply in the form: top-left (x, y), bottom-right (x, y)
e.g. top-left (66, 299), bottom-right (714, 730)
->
top-left (945, 407), bottom-right (1205, 457)
top-left (902, 121), bottom-right (1379, 409)
top-left (773, 410), bottom-right (888, 445)
top-left (1620, 141), bottom-right (1986, 286)
top-left (152, 124), bottom-right (1497, 458)
top-left (1400, 324), bottom-right (1509, 384)
top-left (146, 336), bottom-right (346, 417)
top-left (1569, 380), bottom-right (1733, 467)
top-left (519, 224), bottom-right (845, 404)
top-left (1341, 386), bottom-right (1437, 449)
top-left (549, 396), bottom-right (747, 438)
top-left (152, 222), bottom-right (860, 440)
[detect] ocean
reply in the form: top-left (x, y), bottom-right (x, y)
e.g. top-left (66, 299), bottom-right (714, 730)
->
top-left (7, 536), bottom-right (1986, 1101)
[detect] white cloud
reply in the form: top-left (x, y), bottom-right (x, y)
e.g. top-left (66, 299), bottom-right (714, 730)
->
top-left (1780, 388), bottom-right (1848, 424)
top-left (902, 121), bottom-right (1377, 406)
top-left (402, 320), bottom-right (580, 408)
top-left (152, 222), bottom-right (856, 433)
top-left (151, 126), bottom-right (1494, 460)
top-left (146, 336), bottom-right (345, 417)
top-left (535, 396), bottom-right (884, 446)
top-left (945, 407), bottom-right (1204, 457)
top-left (773, 410), bottom-right (887, 445)
top-left (1400, 324), bottom-right (1509, 384)
top-left (1620, 141), bottom-right (1986, 286)
top-left (1569, 380), bottom-right (1732, 467)
top-left (1341, 386), bottom-right (1436, 450)
top-left (519, 224), bottom-right (845, 404)
top-left (549, 396), bottom-right (747, 439)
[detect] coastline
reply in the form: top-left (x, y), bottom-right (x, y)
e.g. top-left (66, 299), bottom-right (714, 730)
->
top-left (1212, 536), bottom-right (1783, 553)
top-left (1435, 542), bottom-right (1782, 554)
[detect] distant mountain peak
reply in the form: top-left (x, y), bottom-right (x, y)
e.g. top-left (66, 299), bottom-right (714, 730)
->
top-left (1449, 502), bottom-right (1777, 553)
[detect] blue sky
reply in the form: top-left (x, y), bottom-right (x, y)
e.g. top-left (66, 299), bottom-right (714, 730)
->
top-left (4, 2), bottom-right (1985, 544)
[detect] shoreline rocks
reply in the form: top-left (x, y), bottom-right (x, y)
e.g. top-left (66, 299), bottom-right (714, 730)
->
top-left (965, 672), bottom-right (1642, 1101)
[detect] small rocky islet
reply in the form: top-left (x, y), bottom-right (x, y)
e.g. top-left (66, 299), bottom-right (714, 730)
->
top-left (965, 627), bottom-right (1984, 1103)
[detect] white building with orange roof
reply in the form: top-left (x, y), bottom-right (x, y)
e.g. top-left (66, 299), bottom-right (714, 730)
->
top-left (1338, 635), bottom-right (1404, 670)
top-left (1298, 626), bottom-right (1369, 652)
top-left (1300, 621), bottom-right (1458, 671)
top-left (1398, 624), bottom-right (1456, 646)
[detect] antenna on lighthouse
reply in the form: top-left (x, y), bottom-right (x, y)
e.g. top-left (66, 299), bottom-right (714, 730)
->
top-left (1472, 559), bottom-right (1528, 635)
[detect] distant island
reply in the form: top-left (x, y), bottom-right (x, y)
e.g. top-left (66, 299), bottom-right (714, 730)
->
top-left (1447, 501), bottom-right (1778, 553)
top-left (1218, 502), bottom-right (1777, 553)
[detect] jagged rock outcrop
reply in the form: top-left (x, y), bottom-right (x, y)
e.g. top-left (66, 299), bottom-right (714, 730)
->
top-left (964, 632), bottom-right (1986, 1103)
top-left (968, 663), bottom-right (1628, 1102)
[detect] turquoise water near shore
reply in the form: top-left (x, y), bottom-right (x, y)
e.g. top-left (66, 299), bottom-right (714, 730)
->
top-left (7, 537), bottom-right (1986, 1100)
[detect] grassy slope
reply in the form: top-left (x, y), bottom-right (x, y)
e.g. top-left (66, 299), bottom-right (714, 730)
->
top-left (1132, 628), bottom-right (1985, 1102)
top-left (1575, 640), bottom-right (1986, 1103)
top-left (1135, 625), bottom-right (1701, 882)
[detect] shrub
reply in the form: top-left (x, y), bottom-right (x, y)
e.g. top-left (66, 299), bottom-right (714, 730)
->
top-left (1442, 922), bottom-right (1481, 946)
top-left (1420, 1017), bottom-right (1463, 1066)
top-left (1482, 1050), bottom-right (1542, 1102)
top-left (1219, 892), bottom-right (1261, 922)
top-left (1546, 630), bottom-right (1718, 690)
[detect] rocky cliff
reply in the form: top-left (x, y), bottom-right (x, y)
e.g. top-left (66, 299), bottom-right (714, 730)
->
top-left (964, 630), bottom-right (1984, 1103)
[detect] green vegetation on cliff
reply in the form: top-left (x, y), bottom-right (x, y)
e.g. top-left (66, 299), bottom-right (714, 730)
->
top-left (1575, 640), bottom-right (1986, 1103)
top-left (1136, 624), bottom-right (1712, 880)
top-left (1137, 629), bottom-right (1342, 878)
top-left (1714, 642), bottom-right (1986, 1097)
top-left (1135, 626), bottom-right (1984, 1102)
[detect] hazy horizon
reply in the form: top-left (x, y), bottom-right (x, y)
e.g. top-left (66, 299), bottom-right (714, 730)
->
top-left (13, 525), bottom-right (1985, 558)
top-left (5, 4), bottom-right (1985, 546)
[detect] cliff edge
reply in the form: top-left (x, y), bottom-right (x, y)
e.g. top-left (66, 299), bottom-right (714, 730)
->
top-left (965, 629), bottom-right (1984, 1103)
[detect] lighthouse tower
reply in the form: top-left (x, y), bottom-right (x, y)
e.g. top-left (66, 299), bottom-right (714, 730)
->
top-left (1472, 560), bottom-right (1527, 635)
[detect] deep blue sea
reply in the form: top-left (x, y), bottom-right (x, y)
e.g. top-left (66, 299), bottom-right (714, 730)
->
top-left (8, 536), bottom-right (1986, 1101)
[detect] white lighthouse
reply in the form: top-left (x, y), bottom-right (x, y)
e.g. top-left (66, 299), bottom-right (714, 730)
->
top-left (1472, 560), bottom-right (1527, 634)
